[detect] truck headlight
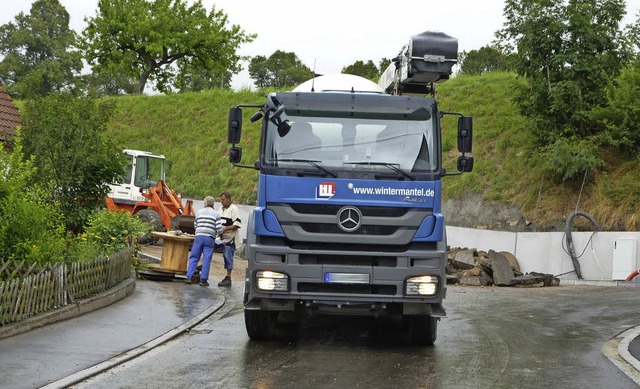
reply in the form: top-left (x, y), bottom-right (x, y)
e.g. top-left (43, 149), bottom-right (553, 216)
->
top-left (405, 275), bottom-right (438, 296)
top-left (256, 270), bottom-right (289, 292)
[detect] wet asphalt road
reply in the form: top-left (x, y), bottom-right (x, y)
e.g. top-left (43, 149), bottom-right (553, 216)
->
top-left (75, 283), bottom-right (640, 389)
top-left (0, 280), bottom-right (219, 389)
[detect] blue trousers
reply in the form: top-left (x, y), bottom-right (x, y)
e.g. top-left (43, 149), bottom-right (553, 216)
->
top-left (214, 241), bottom-right (235, 270)
top-left (186, 235), bottom-right (215, 280)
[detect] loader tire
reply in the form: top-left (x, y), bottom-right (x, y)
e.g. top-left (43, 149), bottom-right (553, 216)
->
top-left (137, 209), bottom-right (164, 244)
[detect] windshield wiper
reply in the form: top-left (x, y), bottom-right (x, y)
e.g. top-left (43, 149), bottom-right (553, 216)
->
top-left (276, 158), bottom-right (338, 178)
top-left (344, 161), bottom-right (416, 180)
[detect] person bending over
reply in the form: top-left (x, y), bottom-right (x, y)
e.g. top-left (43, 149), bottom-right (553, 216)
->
top-left (186, 196), bottom-right (222, 286)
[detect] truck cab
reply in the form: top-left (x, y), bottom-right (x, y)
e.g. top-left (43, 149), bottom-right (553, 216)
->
top-left (228, 31), bottom-right (473, 345)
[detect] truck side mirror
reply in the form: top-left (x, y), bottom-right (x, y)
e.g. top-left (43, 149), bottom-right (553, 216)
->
top-left (250, 111), bottom-right (263, 123)
top-left (277, 120), bottom-right (291, 137)
top-left (229, 146), bottom-right (242, 164)
top-left (457, 116), bottom-right (472, 153)
top-left (228, 107), bottom-right (243, 144)
top-left (457, 156), bottom-right (474, 172)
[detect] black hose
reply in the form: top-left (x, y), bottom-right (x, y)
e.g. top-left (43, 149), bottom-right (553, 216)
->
top-left (565, 211), bottom-right (600, 279)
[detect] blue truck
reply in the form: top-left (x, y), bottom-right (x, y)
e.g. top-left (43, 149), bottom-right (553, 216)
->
top-left (227, 31), bottom-right (473, 345)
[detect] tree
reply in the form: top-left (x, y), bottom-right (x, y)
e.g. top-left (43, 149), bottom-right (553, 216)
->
top-left (248, 51), bottom-right (313, 89)
top-left (82, 72), bottom-right (138, 96)
top-left (342, 60), bottom-right (380, 80)
top-left (0, 0), bottom-right (82, 99)
top-left (81, 0), bottom-right (254, 94)
top-left (590, 58), bottom-right (640, 153)
top-left (341, 58), bottom-right (393, 81)
top-left (497, 0), bottom-right (628, 145)
top-left (459, 46), bottom-right (514, 75)
top-left (22, 93), bottom-right (126, 233)
top-left (379, 58), bottom-right (392, 74)
top-left (174, 60), bottom-right (232, 92)
top-left (625, 11), bottom-right (640, 54)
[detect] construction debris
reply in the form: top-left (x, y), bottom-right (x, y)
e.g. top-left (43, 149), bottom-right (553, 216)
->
top-left (447, 248), bottom-right (560, 287)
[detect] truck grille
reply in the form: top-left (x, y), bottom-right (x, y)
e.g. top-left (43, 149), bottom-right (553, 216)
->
top-left (299, 223), bottom-right (398, 235)
top-left (268, 203), bottom-right (432, 245)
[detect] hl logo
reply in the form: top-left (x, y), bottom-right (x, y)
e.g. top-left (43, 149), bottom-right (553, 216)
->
top-left (316, 182), bottom-right (335, 199)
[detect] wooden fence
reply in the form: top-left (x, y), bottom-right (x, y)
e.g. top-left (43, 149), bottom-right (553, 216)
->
top-left (0, 248), bottom-right (133, 326)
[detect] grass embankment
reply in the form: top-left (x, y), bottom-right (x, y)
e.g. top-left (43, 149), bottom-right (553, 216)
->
top-left (105, 73), bottom-right (640, 231)
top-left (107, 88), bottom-right (265, 203)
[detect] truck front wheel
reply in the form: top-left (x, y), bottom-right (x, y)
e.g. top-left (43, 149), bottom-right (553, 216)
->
top-left (244, 309), bottom-right (276, 341)
top-left (408, 315), bottom-right (438, 346)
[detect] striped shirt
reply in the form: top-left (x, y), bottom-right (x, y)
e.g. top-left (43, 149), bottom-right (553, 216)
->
top-left (194, 207), bottom-right (222, 238)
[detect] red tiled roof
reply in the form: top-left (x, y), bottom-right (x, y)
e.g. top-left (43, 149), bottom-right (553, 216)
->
top-left (0, 85), bottom-right (21, 141)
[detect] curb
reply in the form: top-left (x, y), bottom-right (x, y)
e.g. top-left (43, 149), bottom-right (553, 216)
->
top-left (559, 279), bottom-right (640, 287)
top-left (602, 326), bottom-right (640, 385)
top-left (619, 327), bottom-right (640, 375)
top-left (41, 293), bottom-right (225, 389)
top-left (0, 275), bottom-right (136, 341)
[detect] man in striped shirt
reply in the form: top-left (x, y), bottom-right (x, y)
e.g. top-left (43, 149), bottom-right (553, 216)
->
top-left (186, 196), bottom-right (223, 286)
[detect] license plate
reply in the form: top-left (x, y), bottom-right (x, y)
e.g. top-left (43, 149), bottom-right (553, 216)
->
top-left (324, 272), bottom-right (370, 284)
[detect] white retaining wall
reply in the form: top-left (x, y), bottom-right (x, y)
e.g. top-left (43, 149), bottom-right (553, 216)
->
top-left (198, 201), bottom-right (639, 283)
top-left (447, 226), bottom-right (640, 282)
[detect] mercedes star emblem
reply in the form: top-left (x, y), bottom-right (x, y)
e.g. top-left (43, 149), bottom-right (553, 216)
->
top-left (337, 206), bottom-right (362, 232)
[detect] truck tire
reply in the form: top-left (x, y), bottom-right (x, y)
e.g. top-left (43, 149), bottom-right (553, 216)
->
top-left (244, 309), bottom-right (276, 341)
top-left (408, 315), bottom-right (437, 346)
top-left (136, 209), bottom-right (164, 244)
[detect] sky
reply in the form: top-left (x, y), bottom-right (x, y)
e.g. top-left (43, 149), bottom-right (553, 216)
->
top-left (1, 0), bottom-right (640, 90)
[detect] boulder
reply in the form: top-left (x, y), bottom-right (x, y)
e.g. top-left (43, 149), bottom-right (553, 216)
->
top-left (499, 251), bottom-right (521, 273)
top-left (451, 249), bottom-right (476, 270)
top-left (489, 250), bottom-right (515, 286)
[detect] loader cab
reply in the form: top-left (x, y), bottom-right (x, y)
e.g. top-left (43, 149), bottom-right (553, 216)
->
top-left (108, 149), bottom-right (167, 204)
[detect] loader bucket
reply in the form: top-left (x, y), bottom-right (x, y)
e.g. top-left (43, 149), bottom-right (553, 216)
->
top-left (174, 214), bottom-right (195, 235)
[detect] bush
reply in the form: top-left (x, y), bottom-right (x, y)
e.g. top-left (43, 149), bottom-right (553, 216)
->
top-left (22, 93), bottom-right (126, 233)
top-left (76, 210), bottom-right (153, 258)
top-left (1, 135), bottom-right (153, 265)
top-left (542, 138), bottom-right (606, 182)
top-left (0, 137), bottom-right (68, 263)
top-left (591, 59), bottom-right (640, 153)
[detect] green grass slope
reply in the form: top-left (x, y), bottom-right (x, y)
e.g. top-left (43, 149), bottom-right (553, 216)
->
top-left (106, 73), bottom-right (640, 231)
top-left (107, 88), bottom-right (265, 203)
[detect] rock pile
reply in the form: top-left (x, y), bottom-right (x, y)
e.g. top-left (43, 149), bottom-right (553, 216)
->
top-left (447, 247), bottom-right (560, 287)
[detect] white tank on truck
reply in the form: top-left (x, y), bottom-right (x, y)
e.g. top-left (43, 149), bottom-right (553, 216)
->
top-left (226, 30), bottom-right (473, 345)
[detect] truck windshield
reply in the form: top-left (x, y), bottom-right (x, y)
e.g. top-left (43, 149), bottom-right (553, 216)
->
top-left (264, 113), bottom-right (437, 173)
